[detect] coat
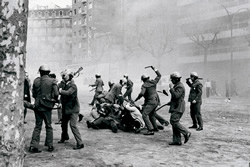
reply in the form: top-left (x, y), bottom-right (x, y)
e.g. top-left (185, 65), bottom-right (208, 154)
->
top-left (186, 79), bottom-right (203, 103)
top-left (90, 78), bottom-right (104, 93)
top-left (32, 75), bottom-right (59, 111)
top-left (126, 78), bottom-right (133, 90)
top-left (60, 80), bottom-right (80, 114)
top-left (137, 70), bottom-right (161, 105)
top-left (169, 82), bottom-right (185, 114)
top-left (105, 83), bottom-right (123, 104)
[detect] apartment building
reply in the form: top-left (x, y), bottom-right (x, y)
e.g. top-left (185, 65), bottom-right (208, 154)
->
top-left (177, 0), bottom-right (250, 94)
top-left (71, 0), bottom-right (120, 64)
top-left (26, 6), bottom-right (72, 74)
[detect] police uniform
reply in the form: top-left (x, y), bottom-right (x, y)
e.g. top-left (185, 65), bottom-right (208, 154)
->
top-left (30, 72), bottom-right (59, 152)
top-left (135, 69), bottom-right (161, 134)
top-left (186, 77), bottom-right (203, 130)
top-left (89, 76), bottom-right (104, 105)
top-left (169, 80), bottom-right (190, 145)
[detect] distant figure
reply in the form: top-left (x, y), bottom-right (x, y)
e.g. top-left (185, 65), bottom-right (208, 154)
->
top-left (230, 79), bottom-right (238, 97)
top-left (211, 80), bottom-right (218, 96)
top-left (89, 74), bottom-right (104, 105)
top-left (205, 78), bottom-right (211, 98)
top-left (123, 74), bottom-right (134, 102)
top-left (225, 80), bottom-right (231, 102)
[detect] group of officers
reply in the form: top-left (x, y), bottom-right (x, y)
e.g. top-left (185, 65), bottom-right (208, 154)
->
top-left (26, 64), bottom-right (204, 153)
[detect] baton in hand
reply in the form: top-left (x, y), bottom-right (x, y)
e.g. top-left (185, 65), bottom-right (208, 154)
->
top-left (145, 66), bottom-right (153, 69)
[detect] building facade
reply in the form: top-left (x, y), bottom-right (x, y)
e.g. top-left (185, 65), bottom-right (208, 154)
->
top-left (26, 6), bottom-right (72, 75)
top-left (177, 0), bottom-right (250, 95)
top-left (71, 0), bottom-right (121, 64)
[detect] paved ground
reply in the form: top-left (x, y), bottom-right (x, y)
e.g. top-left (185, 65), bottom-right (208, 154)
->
top-left (23, 86), bottom-right (250, 167)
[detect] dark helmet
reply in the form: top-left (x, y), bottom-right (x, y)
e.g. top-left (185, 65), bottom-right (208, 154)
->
top-left (190, 72), bottom-right (198, 78)
top-left (108, 80), bottom-right (114, 87)
top-left (95, 73), bottom-right (101, 78)
top-left (39, 65), bottom-right (50, 72)
top-left (170, 72), bottom-right (182, 79)
top-left (123, 74), bottom-right (128, 78)
top-left (141, 74), bottom-right (149, 81)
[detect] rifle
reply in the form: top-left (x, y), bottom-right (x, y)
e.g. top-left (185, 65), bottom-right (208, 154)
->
top-left (73, 67), bottom-right (83, 77)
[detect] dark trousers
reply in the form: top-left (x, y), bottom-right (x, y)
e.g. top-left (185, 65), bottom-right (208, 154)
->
top-left (61, 113), bottom-right (83, 145)
top-left (155, 112), bottom-right (168, 125)
top-left (90, 91), bottom-right (102, 105)
top-left (30, 110), bottom-right (53, 148)
top-left (170, 112), bottom-right (189, 143)
top-left (123, 88), bottom-right (133, 102)
top-left (206, 88), bottom-right (210, 98)
top-left (190, 102), bottom-right (203, 128)
top-left (142, 104), bottom-right (158, 131)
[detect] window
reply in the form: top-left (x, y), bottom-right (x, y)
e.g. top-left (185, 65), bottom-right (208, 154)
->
top-left (88, 15), bottom-right (92, 22)
top-left (74, 9), bottom-right (77, 15)
top-left (52, 11), bottom-right (56, 17)
top-left (89, 2), bottom-right (93, 9)
top-left (79, 30), bottom-right (81, 35)
top-left (59, 11), bottom-right (63, 16)
top-left (79, 7), bottom-right (82, 14)
top-left (45, 11), bottom-right (49, 17)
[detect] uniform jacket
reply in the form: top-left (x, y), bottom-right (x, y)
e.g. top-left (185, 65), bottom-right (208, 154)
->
top-left (32, 75), bottom-right (59, 111)
top-left (105, 83), bottom-right (123, 104)
top-left (126, 78), bottom-right (133, 90)
top-left (90, 78), bottom-right (104, 93)
top-left (186, 79), bottom-right (203, 103)
top-left (137, 70), bottom-right (161, 105)
top-left (169, 82), bottom-right (185, 113)
top-left (60, 79), bottom-right (80, 114)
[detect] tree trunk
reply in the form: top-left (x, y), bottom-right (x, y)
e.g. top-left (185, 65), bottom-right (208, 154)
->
top-left (203, 47), bottom-right (208, 76)
top-left (0, 0), bottom-right (29, 166)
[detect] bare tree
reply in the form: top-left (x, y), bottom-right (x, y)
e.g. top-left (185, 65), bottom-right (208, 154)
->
top-left (137, 23), bottom-right (173, 71)
top-left (0, 0), bottom-right (29, 166)
top-left (182, 16), bottom-right (220, 76)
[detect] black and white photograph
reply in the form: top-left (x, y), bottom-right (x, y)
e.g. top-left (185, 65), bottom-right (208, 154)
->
top-left (1, 0), bottom-right (250, 166)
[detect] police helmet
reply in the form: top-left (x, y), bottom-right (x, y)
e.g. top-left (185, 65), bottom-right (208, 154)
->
top-left (39, 65), bottom-right (50, 72)
top-left (170, 72), bottom-right (182, 79)
top-left (141, 74), bottom-right (149, 81)
top-left (95, 73), bottom-right (101, 78)
top-left (190, 72), bottom-right (198, 78)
